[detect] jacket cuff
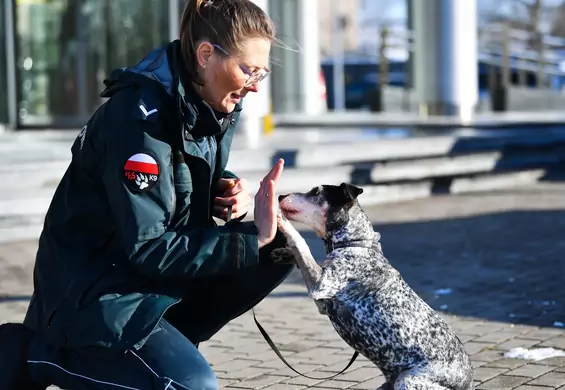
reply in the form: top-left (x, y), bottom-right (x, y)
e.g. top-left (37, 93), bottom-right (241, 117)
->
top-left (221, 170), bottom-right (239, 180)
top-left (230, 221), bottom-right (259, 268)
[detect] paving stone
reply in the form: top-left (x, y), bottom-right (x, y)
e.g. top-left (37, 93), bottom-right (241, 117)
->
top-left (485, 358), bottom-right (528, 369)
top-left (536, 357), bottom-right (565, 367)
top-left (495, 338), bottom-right (542, 350)
top-left (472, 349), bottom-right (507, 363)
top-left (478, 375), bottom-right (530, 389)
top-left (474, 331), bottom-right (530, 344)
top-left (224, 373), bottom-right (290, 389)
top-left (314, 379), bottom-right (359, 389)
top-left (527, 372), bottom-right (565, 387)
top-left (261, 384), bottom-right (307, 390)
top-left (538, 337), bottom-right (565, 350)
top-left (473, 367), bottom-right (511, 382)
top-left (465, 342), bottom-right (494, 355)
top-left (506, 364), bottom-right (554, 378)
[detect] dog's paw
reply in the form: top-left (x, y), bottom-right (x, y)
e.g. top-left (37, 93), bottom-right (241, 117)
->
top-left (269, 248), bottom-right (296, 265)
top-left (276, 212), bottom-right (293, 234)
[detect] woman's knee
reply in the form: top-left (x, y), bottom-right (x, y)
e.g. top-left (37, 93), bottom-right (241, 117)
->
top-left (177, 363), bottom-right (218, 390)
top-left (135, 320), bottom-right (219, 389)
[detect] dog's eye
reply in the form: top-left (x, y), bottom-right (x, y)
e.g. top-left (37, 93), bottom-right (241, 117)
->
top-left (309, 187), bottom-right (321, 196)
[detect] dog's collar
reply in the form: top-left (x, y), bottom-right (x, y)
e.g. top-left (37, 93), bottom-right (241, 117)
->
top-left (324, 238), bottom-right (381, 253)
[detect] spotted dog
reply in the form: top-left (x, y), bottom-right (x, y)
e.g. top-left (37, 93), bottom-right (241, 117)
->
top-left (276, 183), bottom-right (474, 390)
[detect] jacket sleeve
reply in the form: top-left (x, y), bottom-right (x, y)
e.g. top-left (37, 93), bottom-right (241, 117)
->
top-left (220, 169), bottom-right (239, 180)
top-left (101, 118), bottom-right (260, 281)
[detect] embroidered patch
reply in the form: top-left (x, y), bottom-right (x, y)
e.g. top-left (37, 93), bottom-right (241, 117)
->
top-left (124, 153), bottom-right (160, 192)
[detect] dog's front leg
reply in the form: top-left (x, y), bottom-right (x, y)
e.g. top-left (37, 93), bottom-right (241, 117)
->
top-left (277, 214), bottom-right (323, 295)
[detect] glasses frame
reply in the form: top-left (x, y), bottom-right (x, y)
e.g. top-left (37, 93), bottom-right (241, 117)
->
top-left (212, 44), bottom-right (271, 87)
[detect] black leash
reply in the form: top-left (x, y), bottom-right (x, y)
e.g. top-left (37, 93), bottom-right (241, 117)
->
top-left (252, 308), bottom-right (359, 380)
top-left (224, 205), bottom-right (359, 380)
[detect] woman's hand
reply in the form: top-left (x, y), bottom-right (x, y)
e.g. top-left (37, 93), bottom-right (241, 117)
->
top-left (254, 159), bottom-right (285, 248)
top-left (213, 178), bottom-right (252, 221)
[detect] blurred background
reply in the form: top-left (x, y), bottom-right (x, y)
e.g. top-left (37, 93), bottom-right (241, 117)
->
top-left (1, 0), bottom-right (565, 130)
top-left (2, 0), bottom-right (565, 243)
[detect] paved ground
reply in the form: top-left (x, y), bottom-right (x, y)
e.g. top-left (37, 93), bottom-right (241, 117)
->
top-left (1, 181), bottom-right (565, 389)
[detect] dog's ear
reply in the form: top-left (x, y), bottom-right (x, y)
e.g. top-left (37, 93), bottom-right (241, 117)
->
top-left (340, 183), bottom-right (363, 200)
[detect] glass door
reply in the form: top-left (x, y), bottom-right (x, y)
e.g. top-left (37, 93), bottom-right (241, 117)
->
top-left (15, 0), bottom-right (80, 126)
top-left (15, 0), bottom-right (170, 128)
top-left (0, 1), bottom-right (8, 124)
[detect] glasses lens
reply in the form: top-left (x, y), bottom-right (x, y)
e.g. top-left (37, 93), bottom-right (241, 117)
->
top-left (244, 70), bottom-right (270, 86)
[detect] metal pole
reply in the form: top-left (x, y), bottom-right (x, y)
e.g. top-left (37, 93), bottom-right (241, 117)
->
top-left (331, 0), bottom-right (345, 111)
top-left (76, 0), bottom-right (88, 121)
top-left (404, 0), bottom-right (413, 111)
top-left (413, 0), bottom-right (478, 121)
top-left (239, 0), bottom-right (271, 148)
top-left (4, 0), bottom-right (18, 129)
top-left (169, 0), bottom-right (181, 41)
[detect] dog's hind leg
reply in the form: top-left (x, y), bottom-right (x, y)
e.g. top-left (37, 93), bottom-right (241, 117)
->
top-left (393, 367), bottom-right (450, 390)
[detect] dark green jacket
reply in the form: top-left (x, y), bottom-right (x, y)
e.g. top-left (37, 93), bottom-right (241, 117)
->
top-left (24, 40), bottom-right (266, 350)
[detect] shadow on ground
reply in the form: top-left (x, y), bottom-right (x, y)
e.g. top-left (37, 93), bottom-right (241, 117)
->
top-left (272, 208), bottom-right (565, 329)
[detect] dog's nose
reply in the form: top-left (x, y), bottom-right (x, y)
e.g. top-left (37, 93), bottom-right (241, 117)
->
top-left (278, 194), bottom-right (288, 202)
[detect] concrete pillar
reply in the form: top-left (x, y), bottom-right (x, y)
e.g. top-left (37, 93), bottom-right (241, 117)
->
top-left (297, 0), bottom-right (323, 114)
top-left (168, 0), bottom-right (181, 41)
top-left (270, 0), bottom-right (323, 115)
top-left (412, 0), bottom-right (478, 122)
top-left (239, 0), bottom-right (272, 148)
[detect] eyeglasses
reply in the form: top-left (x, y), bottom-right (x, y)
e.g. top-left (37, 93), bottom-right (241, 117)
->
top-left (212, 44), bottom-right (271, 87)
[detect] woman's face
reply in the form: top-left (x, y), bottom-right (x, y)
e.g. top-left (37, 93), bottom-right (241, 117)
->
top-left (196, 37), bottom-right (271, 113)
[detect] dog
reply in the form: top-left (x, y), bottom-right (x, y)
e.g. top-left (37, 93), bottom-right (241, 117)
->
top-left (275, 183), bottom-right (474, 390)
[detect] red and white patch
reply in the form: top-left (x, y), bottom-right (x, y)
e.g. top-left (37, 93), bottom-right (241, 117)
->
top-left (124, 153), bottom-right (160, 192)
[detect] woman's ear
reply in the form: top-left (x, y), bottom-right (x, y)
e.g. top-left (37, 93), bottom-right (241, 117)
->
top-left (195, 42), bottom-right (215, 68)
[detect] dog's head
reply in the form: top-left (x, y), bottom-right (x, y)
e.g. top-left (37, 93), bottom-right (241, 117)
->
top-left (278, 182), bottom-right (363, 238)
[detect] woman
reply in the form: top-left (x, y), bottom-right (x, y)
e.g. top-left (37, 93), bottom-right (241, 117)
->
top-left (0, 0), bottom-right (293, 389)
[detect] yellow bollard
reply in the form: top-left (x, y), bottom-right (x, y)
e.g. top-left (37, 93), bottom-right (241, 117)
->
top-left (262, 104), bottom-right (274, 135)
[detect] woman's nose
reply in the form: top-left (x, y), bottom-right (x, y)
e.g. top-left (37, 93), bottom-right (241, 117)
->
top-left (245, 81), bottom-right (260, 93)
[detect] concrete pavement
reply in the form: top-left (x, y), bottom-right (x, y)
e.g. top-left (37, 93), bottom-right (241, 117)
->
top-left (2, 180), bottom-right (565, 389)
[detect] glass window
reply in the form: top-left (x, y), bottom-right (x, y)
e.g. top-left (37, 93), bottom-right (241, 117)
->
top-left (15, 0), bottom-right (169, 127)
top-left (0, 2), bottom-right (8, 124)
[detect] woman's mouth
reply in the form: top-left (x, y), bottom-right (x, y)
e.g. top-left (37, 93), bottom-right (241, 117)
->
top-left (230, 93), bottom-right (242, 102)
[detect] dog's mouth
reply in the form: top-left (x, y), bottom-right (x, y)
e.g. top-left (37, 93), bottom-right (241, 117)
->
top-left (279, 205), bottom-right (299, 217)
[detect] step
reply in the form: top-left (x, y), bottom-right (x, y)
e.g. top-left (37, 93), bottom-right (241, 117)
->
top-left (227, 131), bottom-right (565, 170)
top-left (0, 168), bottom-right (546, 244)
top-left (274, 111), bottom-right (565, 128)
top-left (2, 130), bottom-right (564, 178)
top-left (3, 145), bottom-right (562, 208)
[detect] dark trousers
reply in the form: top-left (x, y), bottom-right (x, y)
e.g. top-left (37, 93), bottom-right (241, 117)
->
top-left (26, 263), bottom-right (293, 390)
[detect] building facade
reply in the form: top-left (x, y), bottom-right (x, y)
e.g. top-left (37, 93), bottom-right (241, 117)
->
top-left (0, 0), bottom-right (329, 130)
top-left (0, 0), bottom-right (184, 129)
